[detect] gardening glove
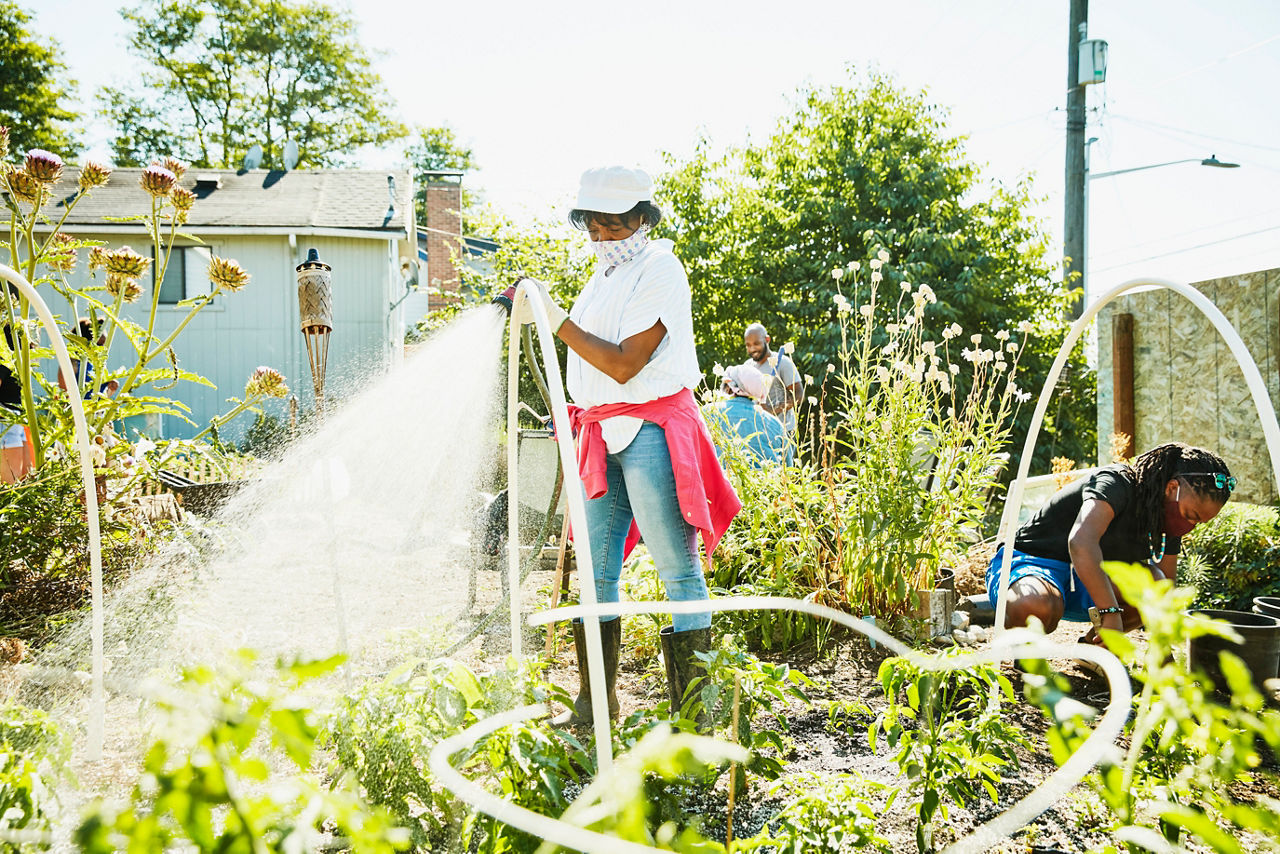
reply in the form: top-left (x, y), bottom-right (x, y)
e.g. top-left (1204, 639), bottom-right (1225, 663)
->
top-left (528, 278), bottom-right (569, 334)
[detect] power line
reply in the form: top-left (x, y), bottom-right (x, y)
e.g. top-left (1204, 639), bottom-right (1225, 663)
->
top-left (1148, 31), bottom-right (1280, 88)
top-left (1111, 114), bottom-right (1280, 154)
top-left (1090, 206), bottom-right (1280, 259)
top-left (1092, 224), bottom-right (1280, 273)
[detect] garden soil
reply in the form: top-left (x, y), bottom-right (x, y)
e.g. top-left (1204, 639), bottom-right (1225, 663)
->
top-left (470, 546), bottom-right (1278, 853)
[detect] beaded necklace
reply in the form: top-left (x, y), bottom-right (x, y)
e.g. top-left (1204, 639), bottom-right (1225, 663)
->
top-left (1148, 532), bottom-right (1167, 563)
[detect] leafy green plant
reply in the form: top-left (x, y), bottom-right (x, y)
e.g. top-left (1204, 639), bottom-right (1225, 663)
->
top-left (689, 640), bottom-right (818, 785)
top-left (74, 650), bottom-right (409, 853)
top-left (0, 459), bottom-right (161, 641)
top-left (321, 656), bottom-right (584, 852)
top-left (0, 703), bottom-right (71, 849)
top-left (742, 771), bottom-right (894, 854)
top-left (535, 725), bottom-right (748, 854)
top-left (872, 652), bottom-right (1026, 854)
top-left (1180, 502), bottom-right (1280, 610)
top-left (1027, 561), bottom-right (1280, 853)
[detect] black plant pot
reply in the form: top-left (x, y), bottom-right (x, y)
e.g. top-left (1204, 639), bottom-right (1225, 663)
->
top-left (1186, 609), bottom-right (1280, 695)
top-left (1253, 596), bottom-right (1280, 620)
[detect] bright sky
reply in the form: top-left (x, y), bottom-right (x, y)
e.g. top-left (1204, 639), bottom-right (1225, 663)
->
top-left (33, 0), bottom-right (1280, 302)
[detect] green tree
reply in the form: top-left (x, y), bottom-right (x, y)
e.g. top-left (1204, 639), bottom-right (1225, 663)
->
top-left (658, 71), bottom-right (1095, 468)
top-left (103, 0), bottom-right (406, 169)
top-left (0, 0), bottom-right (79, 155)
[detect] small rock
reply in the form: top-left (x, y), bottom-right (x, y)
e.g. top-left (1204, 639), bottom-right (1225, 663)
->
top-left (951, 610), bottom-right (970, 630)
top-left (952, 628), bottom-right (971, 645)
top-left (971, 626), bottom-right (989, 643)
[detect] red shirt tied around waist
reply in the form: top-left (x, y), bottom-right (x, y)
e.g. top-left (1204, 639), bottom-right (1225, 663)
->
top-left (566, 388), bottom-right (741, 560)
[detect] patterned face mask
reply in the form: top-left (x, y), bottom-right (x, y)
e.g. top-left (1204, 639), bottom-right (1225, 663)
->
top-left (591, 224), bottom-right (650, 269)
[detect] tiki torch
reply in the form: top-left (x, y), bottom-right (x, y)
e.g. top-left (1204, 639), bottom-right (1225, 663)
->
top-left (296, 248), bottom-right (332, 418)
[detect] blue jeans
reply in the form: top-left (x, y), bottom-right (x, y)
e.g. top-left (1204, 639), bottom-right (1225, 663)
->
top-left (583, 421), bottom-right (711, 632)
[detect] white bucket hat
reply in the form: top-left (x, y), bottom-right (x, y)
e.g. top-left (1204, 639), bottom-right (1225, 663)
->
top-left (724, 364), bottom-right (768, 401)
top-left (573, 166), bottom-right (652, 215)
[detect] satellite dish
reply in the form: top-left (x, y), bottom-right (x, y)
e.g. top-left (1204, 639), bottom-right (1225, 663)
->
top-left (283, 139), bottom-right (299, 171)
top-left (242, 144), bottom-right (263, 171)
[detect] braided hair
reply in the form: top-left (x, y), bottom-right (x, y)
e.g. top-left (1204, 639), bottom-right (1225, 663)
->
top-left (1129, 442), bottom-right (1233, 541)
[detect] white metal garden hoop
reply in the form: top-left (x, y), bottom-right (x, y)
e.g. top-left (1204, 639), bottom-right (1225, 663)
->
top-left (0, 263), bottom-right (106, 760)
top-left (993, 277), bottom-right (1280, 635)
top-left (429, 596), bottom-right (1133, 854)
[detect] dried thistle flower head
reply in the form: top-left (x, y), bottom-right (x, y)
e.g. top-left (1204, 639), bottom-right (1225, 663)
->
top-left (245, 366), bottom-right (289, 399)
top-left (0, 127), bottom-right (9, 161)
top-left (1050, 456), bottom-right (1078, 491)
top-left (24, 149), bottom-right (63, 183)
top-left (6, 169), bottom-right (45, 205)
top-left (140, 164), bottom-right (176, 198)
top-left (45, 233), bottom-right (77, 272)
top-left (160, 156), bottom-right (187, 180)
top-left (208, 256), bottom-right (250, 292)
top-left (171, 186), bottom-right (195, 210)
top-left (78, 160), bottom-right (112, 191)
top-left (106, 272), bottom-right (144, 303)
top-left (88, 245), bottom-right (110, 273)
top-left (105, 245), bottom-right (151, 278)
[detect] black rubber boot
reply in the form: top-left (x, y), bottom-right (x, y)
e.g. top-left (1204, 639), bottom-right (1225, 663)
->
top-left (552, 617), bottom-right (621, 727)
top-left (660, 624), bottom-right (712, 727)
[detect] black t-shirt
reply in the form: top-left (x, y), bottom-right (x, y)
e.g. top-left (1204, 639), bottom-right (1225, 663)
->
top-left (1014, 464), bottom-right (1181, 565)
top-left (0, 326), bottom-right (20, 412)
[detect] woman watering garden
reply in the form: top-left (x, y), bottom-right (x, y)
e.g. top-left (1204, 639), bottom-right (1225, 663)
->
top-left (527, 166), bottom-right (741, 726)
top-left (989, 442), bottom-right (1233, 643)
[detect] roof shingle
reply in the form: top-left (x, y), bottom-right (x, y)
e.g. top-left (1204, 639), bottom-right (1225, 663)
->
top-left (43, 167), bottom-right (414, 232)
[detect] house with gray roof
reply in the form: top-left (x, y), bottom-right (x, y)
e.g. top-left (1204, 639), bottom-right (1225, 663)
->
top-left (38, 166), bottom-right (417, 441)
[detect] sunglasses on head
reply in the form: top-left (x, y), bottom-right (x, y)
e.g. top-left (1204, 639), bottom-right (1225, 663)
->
top-left (1179, 472), bottom-right (1237, 493)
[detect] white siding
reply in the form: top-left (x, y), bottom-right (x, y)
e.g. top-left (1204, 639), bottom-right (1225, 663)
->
top-left (46, 232), bottom-right (398, 441)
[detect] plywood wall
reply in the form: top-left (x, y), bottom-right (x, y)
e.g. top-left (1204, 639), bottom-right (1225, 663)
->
top-left (1097, 269), bottom-right (1279, 504)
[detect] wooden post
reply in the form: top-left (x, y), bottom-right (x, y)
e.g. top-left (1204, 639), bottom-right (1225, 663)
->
top-left (1113, 313), bottom-right (1136, 459)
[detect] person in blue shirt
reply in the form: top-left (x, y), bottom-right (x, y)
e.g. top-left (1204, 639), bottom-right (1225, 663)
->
top-left (707, 364), bottom-right (790, 466)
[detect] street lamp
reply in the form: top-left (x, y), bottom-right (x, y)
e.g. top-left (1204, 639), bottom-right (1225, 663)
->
top-left (1082, 148), bottom-right (1239, 307)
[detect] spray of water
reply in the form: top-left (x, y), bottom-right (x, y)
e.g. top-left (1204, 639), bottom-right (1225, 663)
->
top-left (18, 305), bottom-right (512, 826)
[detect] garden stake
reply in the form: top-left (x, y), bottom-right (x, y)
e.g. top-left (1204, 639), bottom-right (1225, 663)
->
top-left (545, 512), bottom-right (573, 658)
top-left (726, 673), bottom-right (742, 847)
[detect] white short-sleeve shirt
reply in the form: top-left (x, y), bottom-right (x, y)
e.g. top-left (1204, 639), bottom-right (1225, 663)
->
top-left (566, 238), bottom-right (703, 453)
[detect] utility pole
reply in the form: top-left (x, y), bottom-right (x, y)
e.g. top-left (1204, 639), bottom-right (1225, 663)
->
top-left (1064, 0), bottom-right (1088, 318)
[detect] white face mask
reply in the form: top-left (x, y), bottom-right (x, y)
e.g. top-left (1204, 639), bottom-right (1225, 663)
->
top-left (591, 224), bottom-right (650, 269)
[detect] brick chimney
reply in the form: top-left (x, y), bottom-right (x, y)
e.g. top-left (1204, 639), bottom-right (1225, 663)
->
top-left (423, 173), bottom-right (463, 311)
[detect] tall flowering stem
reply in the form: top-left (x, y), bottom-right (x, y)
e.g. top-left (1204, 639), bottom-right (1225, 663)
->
top-left (816, 251), bottom-right (1030, 621)
top-left (1, 147), bottom-right (112, 466)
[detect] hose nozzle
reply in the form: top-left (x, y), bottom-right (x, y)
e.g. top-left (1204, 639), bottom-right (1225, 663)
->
top-left (492, 283), bottom-right (518, 315)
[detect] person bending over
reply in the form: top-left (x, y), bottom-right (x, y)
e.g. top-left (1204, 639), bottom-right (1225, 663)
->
top-left (988, 442), bottom-right (1232, 642)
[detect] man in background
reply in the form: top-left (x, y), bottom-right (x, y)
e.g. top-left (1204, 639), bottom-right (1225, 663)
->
top-left (743, 323), bottom-right (802, 451)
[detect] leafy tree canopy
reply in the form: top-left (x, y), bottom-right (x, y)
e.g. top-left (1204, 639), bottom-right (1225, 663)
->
top-left (103, 0), bottom-right (407, 169)
top-left (657, 70), bottom-right (1095, 467)
top-left (0, 0), bottom-right (80, 155)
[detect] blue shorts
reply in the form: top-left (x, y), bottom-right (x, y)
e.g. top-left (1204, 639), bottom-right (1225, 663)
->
top-left (986, 546), bottom-right (1094, 623)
